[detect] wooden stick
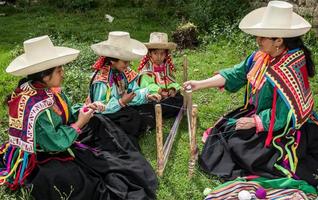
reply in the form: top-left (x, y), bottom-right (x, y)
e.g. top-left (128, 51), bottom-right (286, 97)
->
top-left (183, 55), bottom-right (188, 83)
top-left (185, 86), bottom-right (193, 141)
top-left (182, 55), bottom-right (189, 112)
top-left (155, 104), bottom-right (164, 177)
top-left (189, 104), bottom-right (198, 178)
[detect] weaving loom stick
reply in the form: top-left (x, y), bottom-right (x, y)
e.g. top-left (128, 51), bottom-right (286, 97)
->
top-left (155, 104), bottom-right (164, 176)
top-left (155, 55), bottom-right (198, 177)
top-left (189, 104), bottom-right (198, 177)
top-left (182, 55), bottom-right (189, 113)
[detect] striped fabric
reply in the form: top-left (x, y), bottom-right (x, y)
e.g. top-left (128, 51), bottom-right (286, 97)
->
top-left (204, 181), bottom-right (317, 200)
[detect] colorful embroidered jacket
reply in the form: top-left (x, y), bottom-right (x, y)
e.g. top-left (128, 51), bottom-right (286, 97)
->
top-left (88, 57), bottom-right (149, 114)
top-left (219, 49), bottom-right (316, 178)
top-left (138, 54), bottom-right (181, 94)
top-left (0, 82), bottom-right (78, 189)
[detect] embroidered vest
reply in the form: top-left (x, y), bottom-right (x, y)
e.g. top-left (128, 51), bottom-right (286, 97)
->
top-left (138, 54), bottom-right (176, 86)
top-left (0, 82), bottom-right (54, 189)
top-left (265, 50), bottom-right (314, 129)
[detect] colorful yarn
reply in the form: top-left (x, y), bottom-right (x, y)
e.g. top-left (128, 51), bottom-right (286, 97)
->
top-left (255, 187), bottom-right (266, 199)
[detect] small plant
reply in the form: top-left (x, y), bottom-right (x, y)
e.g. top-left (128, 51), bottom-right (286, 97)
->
top-left (172, 22), bottom-right (199, 49)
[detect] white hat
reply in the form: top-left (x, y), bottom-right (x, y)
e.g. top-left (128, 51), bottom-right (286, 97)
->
top-left (144, 32), bottom-right (177, 50)
top-left (239, 1), bottom-right (311, 38)
top-left (6, 35), bottom-right (79, 76)
top-left (91, 31), bottom-right (147, 61)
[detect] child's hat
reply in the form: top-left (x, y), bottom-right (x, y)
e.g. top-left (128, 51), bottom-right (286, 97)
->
top-left (144, 32), bottom-right (177, 50)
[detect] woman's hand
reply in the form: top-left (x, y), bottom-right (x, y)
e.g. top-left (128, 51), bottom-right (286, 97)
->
top-left (168, 88), bottom-right (177, 97)
top-left (86, 101), bottom-right (105, 112)
top-left (147, 93), bottom-right (162, 102)
top-left (159, 88), bottom-right (169, 99)
top-left (183, 80), bottom-right (201, 91)
top-left (121, 92), bottom-right (136, 105)
top-left (235, 117), bottom-right (256, 130)
top-left (75, 108), bottom-right (94, 129)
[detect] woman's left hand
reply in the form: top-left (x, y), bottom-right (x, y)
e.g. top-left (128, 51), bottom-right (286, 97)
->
top-left (86, 101), bottom-right (105, 112)
top-left (235, 117), bottom-right (256, 130)
top-left (168, 88), bottom-right (177, 97)
top-left (147, 93), bottom-right (162, 102)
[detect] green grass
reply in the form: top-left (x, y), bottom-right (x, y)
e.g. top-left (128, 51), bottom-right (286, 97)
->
top-left (0, 2), bottom-right (318, 200)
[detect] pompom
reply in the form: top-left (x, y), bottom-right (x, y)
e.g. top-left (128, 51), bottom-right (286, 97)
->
top-left (255, 187), bottom-right (267, 199)
top-left (238, 190), bottom-right (252, 200)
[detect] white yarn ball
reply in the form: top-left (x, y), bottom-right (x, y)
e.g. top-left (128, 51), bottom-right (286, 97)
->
top-left (203, 188), bottom-right (212, 196)
top-left (238, 190), bottom-right (252, 200)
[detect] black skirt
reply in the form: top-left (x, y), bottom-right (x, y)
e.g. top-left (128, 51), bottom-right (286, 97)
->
top-left (28, 115), bottom-right (158, 200)
top-left (159, 92), bottom-right (184, 119)
top-left (105, 92), bottom-right (183, 145)
top-left (199, 106), bottom-right (318, 187)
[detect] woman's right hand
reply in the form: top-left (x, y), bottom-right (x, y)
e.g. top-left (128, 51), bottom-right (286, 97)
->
top-left (121, 91), bottom-right (136, 105)
top-left (183, 80), bottom-right (200, 91)
top-left (75, 108), bottom-right (94, 129)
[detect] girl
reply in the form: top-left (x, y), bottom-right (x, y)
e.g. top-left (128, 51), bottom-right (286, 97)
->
top-left (138, 32), bottom-right (183, 118)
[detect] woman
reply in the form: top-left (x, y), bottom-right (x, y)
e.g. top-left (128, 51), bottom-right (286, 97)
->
top-left (138, 32), bottom-right (183, 118)
top-left (0, 35), bottom-right (157, 199)
top-left (87, 31), bottom-right (161, 146)
top-left (184, 1), bottom-right (318, 188)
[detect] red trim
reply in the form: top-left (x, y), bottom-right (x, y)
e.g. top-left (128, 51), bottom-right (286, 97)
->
top-left (265, 86), bottom-right (277, 147)
top-left (37, 156), bottom-right (74, 165)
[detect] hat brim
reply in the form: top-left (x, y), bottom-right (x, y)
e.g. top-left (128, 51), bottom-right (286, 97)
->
top-left (239, 7), bottom-right (311, 38)
top-left (6, 47), bottom-right (79, 76)
top-left (91, 38), bottom-right (148, 61)
top-left (144, 42), bottom-right (177, 50)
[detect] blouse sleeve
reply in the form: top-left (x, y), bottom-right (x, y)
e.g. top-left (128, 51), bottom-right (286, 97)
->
top-left (128, 79), bottom-right (149, 106)
top-left (90, 81), bottom-right (122, 114)
top-left (35, 109), bottom-right (78, 152)
top-left (167, 82), bottom-right (181, 91)
top-left (139, 74), bottom-right (161, 94)
top-left (218, 56), bottom-right (251, 92)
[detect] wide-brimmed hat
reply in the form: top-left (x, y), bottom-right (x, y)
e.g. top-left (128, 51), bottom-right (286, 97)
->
top-left (91, 31), bottom-right (147, 61)
top-left (6, 35), bottom-right (79, 76)
top-left (144, 32), bottom-right (177, 50)
top-left (239, 1), bottom-right (311, 38)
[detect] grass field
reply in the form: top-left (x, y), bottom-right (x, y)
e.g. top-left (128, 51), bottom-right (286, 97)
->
top-left (0, 2), bottom-right (318, 199)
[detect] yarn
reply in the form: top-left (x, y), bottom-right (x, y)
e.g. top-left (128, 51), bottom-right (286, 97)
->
top-left (255, 187), bottom-right (267, 199)
top-left (203, 188), bottom-right (212, 196)
top-left (238, 190), bottom-right (252, 200)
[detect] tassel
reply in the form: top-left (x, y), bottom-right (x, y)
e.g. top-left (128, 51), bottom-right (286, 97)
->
top-left (0, 146), bottom-right (37, 190)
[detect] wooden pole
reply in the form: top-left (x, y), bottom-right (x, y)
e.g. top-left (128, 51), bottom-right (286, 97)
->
top-left (189, 104), bottom-right (198, 178)
top-left (183, 55), bottom-right (188, 83)
top-left (155, 104), bottom-right (164, 177)
top-left (182, 55), bottom-right (189, 113)
top-left (185, 86), bottom-right (193, 141)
